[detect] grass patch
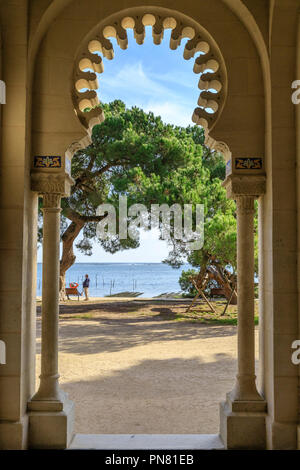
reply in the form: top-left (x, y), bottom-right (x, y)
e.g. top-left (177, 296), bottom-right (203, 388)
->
top-left (63, 313), bottom-right (95, 320)
top-left (55, 299), bottom-right (260, 326)
top-left (172, 312), bottom-right (259, 326)
top-left (170, 301), bottom-right (259, 326)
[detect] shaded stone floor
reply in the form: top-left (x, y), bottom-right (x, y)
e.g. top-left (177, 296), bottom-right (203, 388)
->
top-left (35, 302), bottom-right (259, 434)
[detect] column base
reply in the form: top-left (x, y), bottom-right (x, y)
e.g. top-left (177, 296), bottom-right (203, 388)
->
top-left (0, 415), bottom-right (29, 449)
top-left (28, 391), bottom-right (74, 449)
top-left (266, 417), bottom-right (298, 450)
top-left (220, 393), bottom-right (267, 449)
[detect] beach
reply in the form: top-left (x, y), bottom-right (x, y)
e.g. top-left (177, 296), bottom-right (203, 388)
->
top-left (36, 262), bottom-right (191, 298)
top-left (35, 298), bottom-right (259, 434)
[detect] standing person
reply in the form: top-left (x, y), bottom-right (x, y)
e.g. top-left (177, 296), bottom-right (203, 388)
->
top-left (83, 274), bottom-right (90, 301)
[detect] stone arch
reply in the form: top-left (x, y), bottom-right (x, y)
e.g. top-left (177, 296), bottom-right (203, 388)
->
top-left (28, 0), bottom-right (271, 161)
top-left (65, 134), bottom-right (92, 160)
top-left (29, 0), bottom-right (270, 111)
top-left (221, 0), bottom-right (271, 162)
top-left (71, 6), bottom-right (228, 135)
top-left (26, 0), bottom-right (273, 449)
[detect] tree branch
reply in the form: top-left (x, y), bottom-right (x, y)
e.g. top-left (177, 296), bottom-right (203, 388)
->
top-left (64, 207), bottom-right (106, 224)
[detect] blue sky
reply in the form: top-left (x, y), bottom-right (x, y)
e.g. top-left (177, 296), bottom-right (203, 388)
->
top-left (97, 27), bottom-right (200, 127)
top-left (39, 27), bottom-right (200, 263)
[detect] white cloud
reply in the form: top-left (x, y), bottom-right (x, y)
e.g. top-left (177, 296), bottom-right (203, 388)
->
top-left (98, 62), bottom-right (197, 127)
top-left (144, 101), bottom-right (193, 127)
top-left (151, 69), bottom-right (199, 90)
top-left (99, 62), bottom-right (175, 99)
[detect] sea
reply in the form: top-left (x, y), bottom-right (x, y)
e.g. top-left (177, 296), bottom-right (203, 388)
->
top-left (36, 263), bottom-right (191, 298)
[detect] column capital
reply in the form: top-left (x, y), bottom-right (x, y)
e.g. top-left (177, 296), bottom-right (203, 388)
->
top-left (222, 174), bottom-right (266, 200)
top-left (31, 172), bottom-right (74, 197)
top-left (236, 195), bottom-right (255, 214)
top-left (42, 193), bottom-right (61, 210)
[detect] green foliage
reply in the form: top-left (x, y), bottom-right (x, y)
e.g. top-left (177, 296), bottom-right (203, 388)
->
top-left (178, 269), bottom-right (198, 297)
top-left (96, 102), bottom-right (240, 273)
top-left (61, 100), bottom-right (209, 255)
top-left (202, 148), bottom-right (226, 181)
top-left (38, 99), bottom-right (256, 285)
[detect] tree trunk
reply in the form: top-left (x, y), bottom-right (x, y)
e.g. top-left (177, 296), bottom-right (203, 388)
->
top-left (59, 220), bottom-right (85, 300)
top-left (197, 263), bottom-right (208, 286)
top-left (208, 264), bottom-right (237, 305)
top-left (59, 272), bottom-right (67, 301)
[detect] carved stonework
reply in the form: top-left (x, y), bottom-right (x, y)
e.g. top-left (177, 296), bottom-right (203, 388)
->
top-left (205, 134), bottom-right (231, 161)
top-left (31, 172), bottom-right (73, 197)
top-left (31, 173), bottom-right (65, 193)
top-left (65, 135), bottom-right (92, 160)
top-left (236, 195), bottom-right (255, 214)
top-left (223, 174), bottom-right (266, 199)
top-left (65, 142), bottom-right (84, 160)
top-left (73, 7), bottom-right (228, 132)
top-left (43, 193), bottom-right (61, 209)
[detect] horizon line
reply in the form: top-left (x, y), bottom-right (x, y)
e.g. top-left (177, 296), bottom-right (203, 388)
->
top-left (36, 261), bottom-right (190, 265)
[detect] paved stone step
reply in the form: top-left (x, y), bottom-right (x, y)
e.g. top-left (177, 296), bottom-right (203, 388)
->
top-left (69, 433), bottom-right (225, 450)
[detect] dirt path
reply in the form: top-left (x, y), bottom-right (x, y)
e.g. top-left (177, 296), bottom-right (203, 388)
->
top-left (35, 300), bottom-right (259, 434)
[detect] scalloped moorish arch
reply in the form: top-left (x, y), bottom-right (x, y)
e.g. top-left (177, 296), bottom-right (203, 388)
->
top-left (28, 0), bottom-right (270, 162)
top-left (71, 6), bottom-right (229, 144)
top-left (22, 0), bottom-right (278, 450)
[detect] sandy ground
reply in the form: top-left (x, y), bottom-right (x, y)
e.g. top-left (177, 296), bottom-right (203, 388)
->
top-left (35, 300), bottom-right (259, 434)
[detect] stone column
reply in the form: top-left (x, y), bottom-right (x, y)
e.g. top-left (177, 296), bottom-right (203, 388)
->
top-left (32, 193), bottom-right (61, 403)
top-left (231, 196), bottom-right (262, 401)
top-left (220, 175), bottom-right (267, 450)
top-left (28, 191), bottom-right (74, 449)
